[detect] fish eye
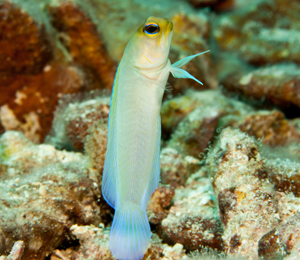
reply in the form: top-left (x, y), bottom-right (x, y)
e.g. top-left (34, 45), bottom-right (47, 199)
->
top-left (143, 23), bottom-right (160, 36)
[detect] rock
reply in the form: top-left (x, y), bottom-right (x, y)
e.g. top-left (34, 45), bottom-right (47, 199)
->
top-left (238, 110), bottom-right (300, 146)
top-left (161, 178), bottom-right (224, 251)
top-left (47, 93), bottom-right (110, 151)
top-left (285, 241), bottom-right (300, 260)
top-left (161, 94), bottom-right (199, 138)
top-left (0, 131), bottom-right (103, 259)
top-left (167, 106), bottom-right (220, 159)
top-left (147, 185), bottom-right (175, 225)
top-left (61, 225), bottom-right (189, 260)
top-left (276, 192), bottom-right (300, 225)
top-left (0, 1), bottom-right (52, 75)
top-left (266, 158), bottom-right (300, 197)
top-left (206, 128), bottom-right (279, 259)
top-left (69, 225), bottom-right (113, 260)
top-left (161, 90), bottom-right (252, 139)
top-left (258, 213), bottom-right (300, 259)
top-left (0, 1), bottom-right (116, 142)
top-left (214, 0), bottom-right (300, 65)
top-left (160, 148), bottom-right (201, 188)
top-left (0, 64), bottom-right (86, 143)
top-left (49, 2), bottom-right (117, 90)
top-left (222, 64), bottom-right (300, 116)
top-left (0, 241), bottom-right (25, 260)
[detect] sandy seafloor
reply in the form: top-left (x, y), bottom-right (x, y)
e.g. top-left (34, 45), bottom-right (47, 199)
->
top-left (1, 0), bottom-right (300, 259)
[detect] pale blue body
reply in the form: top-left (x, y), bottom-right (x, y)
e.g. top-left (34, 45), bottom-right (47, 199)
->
top-left (102, 16), bottom-right (209, 260)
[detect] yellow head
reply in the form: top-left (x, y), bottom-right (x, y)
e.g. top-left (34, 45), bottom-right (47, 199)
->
top-left (124, 16), bottom-right (173, 70)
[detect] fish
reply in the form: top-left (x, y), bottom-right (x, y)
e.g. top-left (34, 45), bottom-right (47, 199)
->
top-left (102, 16), bottom-right (210, 260)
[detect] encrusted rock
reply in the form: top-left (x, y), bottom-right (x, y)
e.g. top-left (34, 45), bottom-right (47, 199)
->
top-left (161, 178), bottom-right (223, 251)
top-left (0, 131), bottom-right (103, 259)
top-left (160, 148), bottom-right (200, 188)
top-left (0, 1), bottom-right (52, 75)
top-left (0, 65), bottom-right (86, 143)
top-left (147, 185), bottom-right (175, 225)
top-left (214, 0), bottom-right (300, 65)
top-left (84, 121), bottom-right (108, 174)
top-left (206, 127), bottom-right (279, 259)
top-left (238, 110), bottom-right (300, 146)
top-left (61, 225), bottom-right (189, 260)
top-left (258, 213), bottom-right (300, 259)
top-left (161, 90), bottom-right (252, 139)
top-left (222, 64), bottom-right (300, 116)
top-left (0, 1), bottom-right (116, 142)
top-left (161, 95), bottom-right (199, 138)
top-left (49, 2), bottom-right (117, 90)
top-left (167, 106), bottom-right (220, 159)
top-left (266, 158), bottom-right (300, 197)
top-left (47, 94), bottom-right (110, 151)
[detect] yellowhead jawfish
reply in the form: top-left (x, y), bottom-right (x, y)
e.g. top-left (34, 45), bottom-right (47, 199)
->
top-left (102, 16), bottom-right (209, 260)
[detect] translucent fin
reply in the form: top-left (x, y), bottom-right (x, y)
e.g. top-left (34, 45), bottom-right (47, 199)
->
top-left (165, 82), bottom-right (173, 93)
top-left (102, 65), bottom-right (120, 209)
top-left (170, 50), bottom-right (210, 86)
top-left (172, 50), bottom-right (210, 68)
top-left (170, 67), bottom-right (203, 85)
top-left (141, 116), bottom-right (161, 210)
top-left (110, 207), bottom-right (151, 260)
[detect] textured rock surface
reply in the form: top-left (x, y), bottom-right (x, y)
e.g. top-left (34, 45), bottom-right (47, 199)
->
top-left (0, 1), bottom-right (52, 74)
top-left (0, 64), bottom-right (86, 143)
top-left (0, 241), bottom-right (25, 260)
top-left (49, 2), bottom-right (117, 89)
top-left (147, 185), bottom-right (175, 225)
top-left (222, 64), bottom-right (300, 116)
top-left (1, 0), bottom-right (300, 259)
top-left (265, 158), bottom-right (300, 197)
top-left (238, 110), bottom-right (300, 146)
top-left (167, 106), bottom-right (220, 159)
top-left (0, 0), bottom-right (116, 142)
top-left (47, 94), bottom-right (110, 151)
top-left (214, 0), bottom-right (300, 65)
top-left (160, 148), bottom-right (200, 188)
top-left (58, 225), bottom-right (189, 260)
top-left (258, 213), bottom-right (300, 259)
top-left (161, 178), bottom-right (224, 251)
top-left (206, 128), bottom-right (279, 259)
top-left (0, 131), bottom-right (102, 259)
top-left (161, 90), bottom-right (252, 139)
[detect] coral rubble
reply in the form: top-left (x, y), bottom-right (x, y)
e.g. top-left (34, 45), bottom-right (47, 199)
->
top-left (1, 0), bottom-right (300, 259)
top-left (0, 131), bottom-right (101, 259)
top-left (206, 128), bottom-right (279, 259)
top-left (161, 178), bottom-right (224, 251)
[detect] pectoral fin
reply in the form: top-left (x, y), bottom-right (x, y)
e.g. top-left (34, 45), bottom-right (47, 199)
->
top-left (170, 67), bottom-right (204, 85)
top-left (170, 50), bottom-right (210, 85)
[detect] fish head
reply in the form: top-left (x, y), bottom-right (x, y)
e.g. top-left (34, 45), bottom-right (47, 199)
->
top-left (127, 16), bottom-right (173, 70)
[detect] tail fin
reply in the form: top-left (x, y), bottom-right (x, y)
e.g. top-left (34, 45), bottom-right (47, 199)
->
top-left (110, 207), bottom-right (151, 260)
